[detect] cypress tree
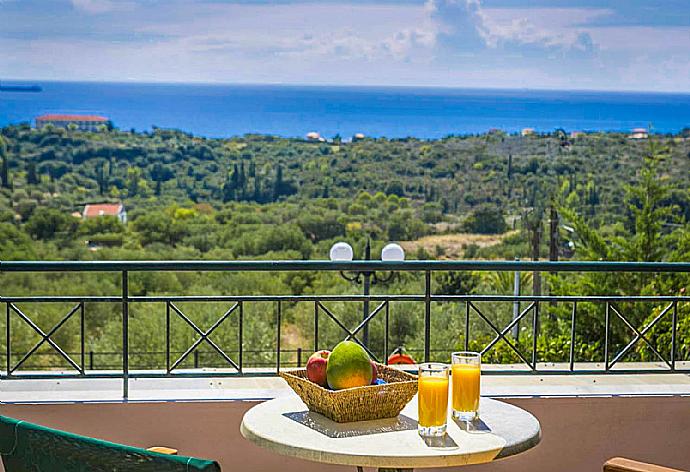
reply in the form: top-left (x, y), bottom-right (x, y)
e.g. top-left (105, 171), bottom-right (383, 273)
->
top-left (0, 136), bottom-right (9, 189)
top-left (96, 162), bottom-right (107, 195)
top-left (231, 164), bottom-right (239, 189)
top-left (27, 162), bottom-right (39, 185)
top-left (238, 162), bottom-right (246, 199)
top-left (253, 173), bottom-right (261, 202)
top-left (273, 164), bottom-right (283, 201)
top-left (223, 166), bottom-right (238, 203)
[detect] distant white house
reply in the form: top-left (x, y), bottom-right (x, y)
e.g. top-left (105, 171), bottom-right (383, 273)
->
top-left (353, 133), bottom-right (366, 141)
top-left (521, 128), bottom-right (535, 137)
top-left (629, 128), bottom-right (649, 140)
top-left (570, 131), bottom-right (585, 139)
top-left (82, 203), bottom-right (127, 224)
top-left (306, 131), bottom-right (325, 142)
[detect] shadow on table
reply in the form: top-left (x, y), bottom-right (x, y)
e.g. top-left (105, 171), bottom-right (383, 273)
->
top-left (283, 411), bottom-right (417, 439)
top-left (453, 417), bottom-right (492, 434)
top-left (421, 435), bottom-right (459, 448)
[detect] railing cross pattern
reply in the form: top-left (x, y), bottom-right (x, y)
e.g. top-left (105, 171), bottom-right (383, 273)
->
top-left (468, 301), bottom-right (535, 369)
top-left (607, 302), bottom-right (674, 370)
top-left (9, 303), bottom-right (83, 374)
top-left (481, 302), bottom-right (536, 356)
top-left (168, 302), bottom-right (240, 372)
top-left (316, 301), bottom-right (387, 362)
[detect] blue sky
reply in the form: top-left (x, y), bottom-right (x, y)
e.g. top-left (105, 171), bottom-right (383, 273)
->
top-left (1, 0), bottom-right (689, 91)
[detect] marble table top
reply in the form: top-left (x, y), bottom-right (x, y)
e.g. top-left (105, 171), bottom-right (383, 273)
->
top-left (240, 395), bottom-right (541, 469)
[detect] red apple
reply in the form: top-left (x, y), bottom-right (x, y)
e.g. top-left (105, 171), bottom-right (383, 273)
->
top-left (306, 350), bottom-right (330, 387)
top-left (370, 360), bottom-right (378, 384)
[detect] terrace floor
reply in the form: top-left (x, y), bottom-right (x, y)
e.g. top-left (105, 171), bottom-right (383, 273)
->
top-left (2, 362), bottom-right (690, 403)
top-left (1, 366), bottom-right (689, 472)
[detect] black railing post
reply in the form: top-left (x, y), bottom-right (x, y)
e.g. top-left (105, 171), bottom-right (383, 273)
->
top-left (671, 301), bottom-right (677, 371)
top-left (313, 302), bottom-right (319, 353)
top-left (384, 301), bottom-right (389, 365)
top-left (165, 302), bottom-right (171, 373)
top-left (238, 301), bottom-right (243, 374)
top-left (362, 272), bottom-right (371, 348)
top-left (297, 347), bottom-right (302, 367)
top-left (424, 270), bottom-right (431, 363)
top-left (362, 239), bottom-right (372, 348)
top-left (531, 302), bottom-right (539, 370)
top-left (569, 302), bottom-right (577, 371)
top-left (6, 302), bottom-right (10, 376)
top-left (604, 302), bottom-right (610, 371)
top-left (80, 302), bottom-right (85, 374)
top-left (276, 301), bottom-right (282, 373)
top-left (122, 271), bottom-right (129, 400)
top-left (194, 350), bottom-right (200, 368)
top-left (465, 300), bottom-right (470, 351)
top-left (89, 350), bottom-right (94, 370)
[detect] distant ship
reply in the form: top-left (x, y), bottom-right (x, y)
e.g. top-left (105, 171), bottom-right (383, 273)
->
top-left (0, 81), bottom-right (42, 92)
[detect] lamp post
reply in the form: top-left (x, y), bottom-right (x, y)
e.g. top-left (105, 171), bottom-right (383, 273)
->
top-left (330, 238), bottom-right (404, 348)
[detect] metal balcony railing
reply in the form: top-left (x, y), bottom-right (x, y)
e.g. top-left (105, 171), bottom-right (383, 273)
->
top-left (1, 260), bottom-right (689, 399)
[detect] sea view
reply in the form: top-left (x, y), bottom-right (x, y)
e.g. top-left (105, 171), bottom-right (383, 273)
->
top-left (2, 0), bottom-right (690, 470)
top-left (2, 81), bottom-right (689, 138)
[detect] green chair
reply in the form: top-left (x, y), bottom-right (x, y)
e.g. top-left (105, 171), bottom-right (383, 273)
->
top-left (0, 416), bottom-right (221, 472)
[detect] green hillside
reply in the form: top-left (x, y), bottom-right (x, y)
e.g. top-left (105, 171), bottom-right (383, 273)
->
top-left (0, 125), bottom-right (688, 369)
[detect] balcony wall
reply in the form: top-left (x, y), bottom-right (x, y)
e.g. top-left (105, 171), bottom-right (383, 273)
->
top-left (1, 394), bottom-right (689, 472)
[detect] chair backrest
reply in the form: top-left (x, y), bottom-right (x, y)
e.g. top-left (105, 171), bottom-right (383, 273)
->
top-left (0, 416), bottom-right (221, 472)
top-left (604, 457), bottom-right (687, 472)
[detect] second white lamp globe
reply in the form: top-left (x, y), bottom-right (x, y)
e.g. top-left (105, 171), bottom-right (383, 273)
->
top-left (329, 242), bottom-right (354, 261)
top-left (381, 243), bottom-right (405, 261)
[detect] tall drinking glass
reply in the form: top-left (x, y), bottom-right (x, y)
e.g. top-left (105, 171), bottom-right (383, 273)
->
top-left (417, 363), bottom-right (449, 437)
top-left (451, 351), bottom-right (481, 421)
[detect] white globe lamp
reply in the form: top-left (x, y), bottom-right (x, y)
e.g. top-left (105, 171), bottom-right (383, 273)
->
top-left (329, 242), bottom-right (354, 261)
top-left (381, 243), bottom-right (405, 262)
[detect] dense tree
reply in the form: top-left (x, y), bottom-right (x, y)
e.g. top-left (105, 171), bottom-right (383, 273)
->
top-left (132, 210), bottom-right (188, 246)
top-left (25, 208), bottom-right (77, 240)
top-left (462, 204), bottom-right (507, 234)
top-left (78, 215), bottom-right (125, 236)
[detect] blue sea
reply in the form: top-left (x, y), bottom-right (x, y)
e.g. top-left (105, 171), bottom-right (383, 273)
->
top-left (1, 81), bottom-right (689, 138)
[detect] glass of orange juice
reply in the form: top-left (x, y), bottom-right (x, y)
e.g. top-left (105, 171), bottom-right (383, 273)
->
top-left (451, 351), bottom-right (481, 421)
top-left (417, 363), bottom-right (449, 437)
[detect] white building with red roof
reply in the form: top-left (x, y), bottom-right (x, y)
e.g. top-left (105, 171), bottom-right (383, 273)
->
top-left (36, 114), bottom-right (109, 132)
top-left (82, 203), bottom-right (127, 224)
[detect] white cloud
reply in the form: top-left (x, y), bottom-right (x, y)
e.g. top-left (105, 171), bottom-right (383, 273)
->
top-left (426, 0), bottom-right (602, 56)
top-left (70, 0), bottom-right (134, 14)
top-left (1, 0), bottom-right (688, 91)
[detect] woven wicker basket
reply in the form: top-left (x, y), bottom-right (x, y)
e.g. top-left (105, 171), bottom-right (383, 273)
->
top-left (279, 363), bottom-right (418, 423)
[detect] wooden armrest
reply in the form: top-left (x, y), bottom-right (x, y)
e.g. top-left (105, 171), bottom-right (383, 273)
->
top-left (604, 457), bottom-right (687, 472)
top-left (147, 446), bottom-right (178, 455)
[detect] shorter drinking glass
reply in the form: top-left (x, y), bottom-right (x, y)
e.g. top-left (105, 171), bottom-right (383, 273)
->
top-left (417, 363), bottom-right (449, 437)
top-left (451, 351), bottom-right (481, 421)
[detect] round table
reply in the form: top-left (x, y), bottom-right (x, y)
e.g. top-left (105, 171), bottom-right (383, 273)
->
top-left (240, 395), bottom-right (541, 471)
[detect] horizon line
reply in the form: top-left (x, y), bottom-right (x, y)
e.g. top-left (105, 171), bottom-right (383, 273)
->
top-left (3, 77), bottom-right (690, 96)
